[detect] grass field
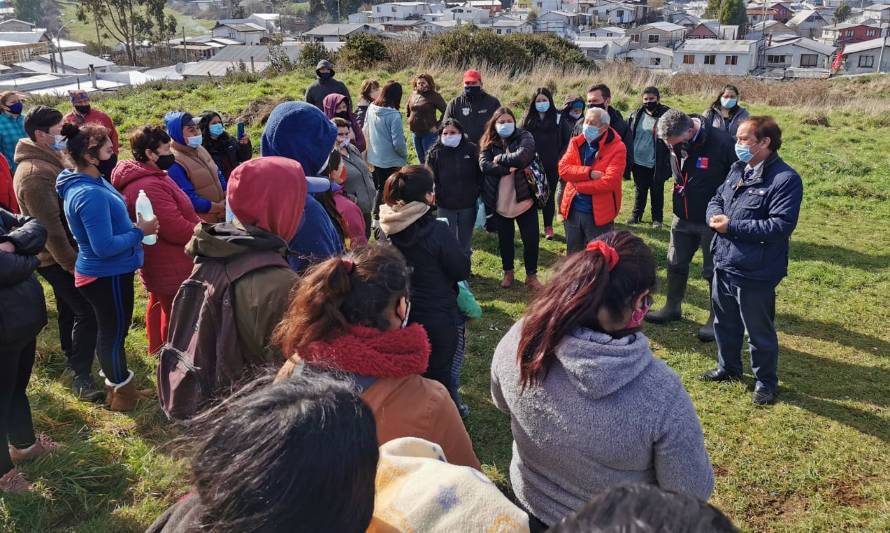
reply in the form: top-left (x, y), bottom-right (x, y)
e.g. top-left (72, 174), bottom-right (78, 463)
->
top-left (3, 67), bottom-right (889, 532)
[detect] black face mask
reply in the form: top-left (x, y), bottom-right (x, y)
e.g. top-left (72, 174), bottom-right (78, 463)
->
top-left (588, 103), bottom-right (606, 110)
top-left (644, 101), bottom-right (659, 112)
top-left (318, 71), bottom-right (334, 81)
top-left (336, 111), bottom-right (350, 119)
top-left (464, 85), bottom-right (482, 99)
top-left (75, 105), bottom-right (91, 115)
top-left (155, 154), bottom-right (176, 170)
top-left (97, 157), bottom-right (116, 178)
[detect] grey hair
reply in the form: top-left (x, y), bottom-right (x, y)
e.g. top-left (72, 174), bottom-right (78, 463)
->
top-left (584, 107), bottom-right (610, 126)
top-left (656, 109), bottom-right (693, 140)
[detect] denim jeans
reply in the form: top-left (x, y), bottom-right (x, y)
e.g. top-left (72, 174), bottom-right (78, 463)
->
top-left (437, 206), bottom-right (475, 256)
top-left (712, 270), bottom-right (779, 390)
top-left (412, 131), bottom-right (438, 164)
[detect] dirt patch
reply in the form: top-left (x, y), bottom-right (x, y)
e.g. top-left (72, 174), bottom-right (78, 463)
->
top-left (802, 113), bottom-right (830, 127)
top-left (828, 478), bottom-right (870, 508)
top-left (236, 96), bottom-right (294, 127)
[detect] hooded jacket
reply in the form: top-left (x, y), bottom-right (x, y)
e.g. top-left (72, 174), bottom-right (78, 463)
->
top-left (479, 128), bottom-right (537, 211)
top-left (111, 159), bottom-right (200, 296)
top-left (625, 103), bottom-right (671, 180)
top-left (305, 60), bottom-right (352, 110)
top-left (0, 209), bottom-right (47, 344)
top-left (56, 169), bottom-right (144, 278)
top-left (707, 153), bottom-right (804, 286)
top-left (341, 144), bottom-right (376, 214)
top-left (558, 129), bottom-right (627, 226)
top-left (426, 136), bottom-right (482, 210)
top-left (365, 104), bottom-right (408, 170)
top-left (491, 321), bottom-right (714, 526)
top-left (64, 107), bottom-right (120, 153)
top-left (668, 115), bottom-right (737, 224)
top-left (13, 139), bottom-right (76, 270)
top-left (164, 112), bottom-right (226, 222)
top-left (442, 90), bottom-right (502, 145)
top-left (260, 102), bottom-right (344, 272)
top-left (703, 104), bottom-right (750, 139)
top-left (322, 93), bottom-right (366, 152)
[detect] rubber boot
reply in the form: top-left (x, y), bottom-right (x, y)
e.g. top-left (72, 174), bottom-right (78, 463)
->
top-left (646, 271), bottom-right (688, 324)
top-left (697, 308), bottom-right (716, 342)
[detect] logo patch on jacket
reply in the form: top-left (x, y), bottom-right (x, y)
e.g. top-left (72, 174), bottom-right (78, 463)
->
top-left (461, 107), bottom-right (470, 116)
top-left (696, 157), bottom-right (709, 169)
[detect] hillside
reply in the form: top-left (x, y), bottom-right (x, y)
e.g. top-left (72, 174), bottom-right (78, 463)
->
top-left (5, 66), bottom-right (890, 532)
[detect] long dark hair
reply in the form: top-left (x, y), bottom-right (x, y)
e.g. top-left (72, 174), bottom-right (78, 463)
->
top-left (711, 84), bottom-right (740, 110)
top-left (383, 165), bottom-right (434, 205)
top-left (273, 244), bottom-right (411, 355)
top-left (479, 107), bottom-right (517, 150)
top-left (374, 80), bottom-right (403, 109)
top-left (521, 87), bottom-right (558, 130)
top-left (317, 149), bottom-right (348, 244)
top-left (185, 372), bottom-right (379, 533)
top-left (517, 231), bottom-right (656, 389)
top-left (428, 118), bottom-right (466, 157)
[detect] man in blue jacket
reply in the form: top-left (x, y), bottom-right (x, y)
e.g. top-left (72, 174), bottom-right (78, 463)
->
top-left (702, 116), bottom-right (804, 405)
top-left (261, 101), bottom-right (343, 272)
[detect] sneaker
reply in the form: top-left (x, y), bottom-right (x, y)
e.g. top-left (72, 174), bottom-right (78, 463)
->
top-left (651, 221), bottom-right (663, 229)
top-left (544, 226), bottom-right (554, 240)
top-left (9, 433), bottom-right (59, 463)
top-left (72, 374), bottom-right (105, 402)
top-left (0, 468), bottom-right (32, 493)
top-left (457, 403), bottom-right (471, 419)
top-left (626, 216), bottom-right (641, 225)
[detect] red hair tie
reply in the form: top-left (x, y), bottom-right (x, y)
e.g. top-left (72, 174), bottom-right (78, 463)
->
top-left (586, 240), bottom-right (619, 271)
top-left (341, 258), bottom-right (355, 273)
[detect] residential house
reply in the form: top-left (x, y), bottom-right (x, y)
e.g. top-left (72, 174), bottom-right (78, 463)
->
top-left (585, 26), bottom-right (626, 38)
top-left (442, 6), bottom-right (492, 23)
top-left (0, 18), bottom-right (34, 32)
top-left (348, 11), bottom-right (372, 24)
top-left (583, 0), bottom-right (647, 26)
top-left (370, 2), bottom-right (433, 22)
top-left (0, 30), bottom-right (49, 65)
top-left (764, 36), bottom-right (835, 75)
top-left (747, 20), bottom-right (798, 40)
top-left (688, 20), bottom-right (740, 40)
top-left (536, 11), bottom-right (582, 38)
top-left (380, 20), bottom-right (424, 32)
top-left (624, 46), bottom-right (675, 69)
top-left (248, 13), bottom-right (281, 33)
top-left (786, 9), bottom-right (828, 38)
top-left (862, 5), bottom-right (890, 25)
top-left (467, 0), bottom-right (503, 14)
top-left (417, 20), bottom-right (461, 33)
top-left (211, 21), bottom-right (269, 45)
top-left (674, 39), bottom-right (759, 75)
top-left (16, 50), bottom-right (115, 75)
top-left (821, 23), bottom-right (882, 45)
top-left (302, 23), bottom-right (384, 43)
top-left (574, 36), bottom-right (629, 61)
top-left (747, 1), bottom-right (796, 24)
top-left (841, 36), bottom-right (890, 73)
top-left (484, 17), bottom-right (533, 35)
top-left (671, 13), bottom-right (702, 29)
top-left (627, 22), bottom-right (687, 49)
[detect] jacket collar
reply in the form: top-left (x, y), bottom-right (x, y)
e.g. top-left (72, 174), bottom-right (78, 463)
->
top-left (731, 152), bottom-right (781, 187)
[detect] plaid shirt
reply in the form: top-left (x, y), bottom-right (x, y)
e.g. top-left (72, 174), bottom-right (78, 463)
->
top-left (0, 113), bottom-right (25, 172)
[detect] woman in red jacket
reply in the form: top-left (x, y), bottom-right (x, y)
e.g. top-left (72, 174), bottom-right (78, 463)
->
top-left (111, 125), bottom-right (200, 354)
top-left (558, 107), bottom-right (627, 254)
top-left (0, 153), bottom-right (17, 212)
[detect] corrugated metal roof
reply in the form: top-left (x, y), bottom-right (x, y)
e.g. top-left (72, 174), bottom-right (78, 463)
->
top-left (768, 37), bottom-right (835, 55)
top-left (641, 22), bottom-right (687, 32)
top-left (0, 31), bottom-right (44, 44)
top-left (39, 50), bottom-right (114, 69)
top-left (678, 39), bottom-right (757, 52)
top-left (211, 44), bottom-right (302, 62)
top-left (180, 60), bottom-right (270, 77)
top-left (303, 23), bottom-right (383, 36)
top-left (843, 36), bottom-right (890, 54)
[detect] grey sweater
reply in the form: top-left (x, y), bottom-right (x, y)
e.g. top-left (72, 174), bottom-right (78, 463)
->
top-left (491, 320), bottom-right (714, 526)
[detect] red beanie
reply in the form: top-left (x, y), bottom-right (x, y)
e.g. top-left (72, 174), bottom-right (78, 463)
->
top-left (227, 156), bottom-right (307, 242)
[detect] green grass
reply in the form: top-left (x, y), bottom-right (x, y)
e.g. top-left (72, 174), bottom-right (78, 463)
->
top-left (3, 68), bottom-right (889, 532)
top-left (58, 2), bottom-right (214, 48)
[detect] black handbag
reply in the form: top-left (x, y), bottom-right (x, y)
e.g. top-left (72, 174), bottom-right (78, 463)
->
top-left (523, 154), bottom-right (550, 209)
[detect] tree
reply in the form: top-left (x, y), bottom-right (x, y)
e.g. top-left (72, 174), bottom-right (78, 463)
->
top-left (834, 3), bottom-right (851, 24)
top-left (14, 0), bottom-right (43, 25)
top-left (719, 0), bottom-right (747, 29)
top-left (76, 0), bottom-right (177, 66)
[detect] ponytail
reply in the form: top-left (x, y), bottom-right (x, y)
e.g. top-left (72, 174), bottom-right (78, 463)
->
top-left (516, 231), bottom-right (656, 389)
top-left (62, 122), bottom-right (109, 167)
top-left (382, 165), bottom-right (434, 206)
top-left (273, 244), bottom-right (410, 357)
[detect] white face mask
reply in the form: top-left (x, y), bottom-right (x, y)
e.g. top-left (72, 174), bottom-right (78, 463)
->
top-left (441, 134), bottom-right (461, 148)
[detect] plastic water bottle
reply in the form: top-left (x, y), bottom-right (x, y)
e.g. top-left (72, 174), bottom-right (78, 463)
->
top-left (135, 189), bottom-right (157, 245)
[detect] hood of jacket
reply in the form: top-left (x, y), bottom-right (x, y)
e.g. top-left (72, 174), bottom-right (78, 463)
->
top-left (110, 159), bottom-right (167, 191)
top-left (261, 101), bottom-right (337, 175)
top-left (13, 139), bottom-right (65, 170)
top-left (322, 93), bottom-right (350, 120)
top-left (554, 327), bottom-right (654, 400)
top-left (370, 104), bottom-right (402, 120)
top-left (56, 168), bottom-right (103, 199)
top-left (185, 221), bottom-right (289, 260)
top-left (163, 111), bottom-right (190, 145)
top-left (378, 201), bottom-right (431, 237)
top-left (315, 59), bottom-right (335, 75)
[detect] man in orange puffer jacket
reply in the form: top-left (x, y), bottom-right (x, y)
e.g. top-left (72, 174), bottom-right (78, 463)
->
top-left (558, 107), bottom-right (627, 254)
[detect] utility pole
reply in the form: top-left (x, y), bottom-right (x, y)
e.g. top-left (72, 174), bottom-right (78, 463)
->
top-left (878, 27), bottom-right (887, 74)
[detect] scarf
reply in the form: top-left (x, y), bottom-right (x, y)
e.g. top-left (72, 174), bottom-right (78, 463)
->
top-left (378, 201), bottom-right (431, 236)
top-left (300, 324), bottom-right (431, 378)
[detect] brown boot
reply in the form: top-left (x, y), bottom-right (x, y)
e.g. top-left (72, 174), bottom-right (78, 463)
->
top-left (526, 275), bottom-right (543, 291)
top-left (105, 370), bottom-right (146, 412)
top-left (9, 433), bottom-right (59, 463)
top-left (501, 270), bottom-right (514, 288)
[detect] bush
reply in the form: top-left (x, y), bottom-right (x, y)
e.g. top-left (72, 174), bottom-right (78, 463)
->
top-left (507, 33), bottom-right (593, 69)
top-left (339, 33), bottom-right (390, 69)
top-left (299, 41), bottom-right (336, 68)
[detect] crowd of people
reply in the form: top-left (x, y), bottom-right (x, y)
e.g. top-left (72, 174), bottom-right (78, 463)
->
top-left (0, 66), bottom-right (805, 533)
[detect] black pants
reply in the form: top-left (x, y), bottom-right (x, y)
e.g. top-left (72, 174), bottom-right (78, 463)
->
top-left (413, 312), bottom-right (458, 392)
top-left (372, 166), bottom-right (400, 219)
top-left (0, 337), bottom-right (37, 475)
top-left (38, 265), bottom-right (98, 377)
top-left (631, 163), bottom-right (664, 223)
top-left (495, 207), bottom-right (539, 275)
top-left (541, 167), bottom-right (559, 229)
top-left (79, 273), bottom-right (135, 385)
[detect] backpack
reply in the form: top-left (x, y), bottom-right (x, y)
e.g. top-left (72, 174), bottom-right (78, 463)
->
top-left (157, 250), bottom-right (289, 420)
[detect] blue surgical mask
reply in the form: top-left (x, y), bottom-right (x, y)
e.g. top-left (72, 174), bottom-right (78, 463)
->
top-left (735, 143), bottom-right (755, 162)
top-left (496, 122), bottom-right (515, 138)
top-left (187, 135), bottom-right (203, 148)
top-left (721, 97), bottom-right (738, 109)
top-left (50, 134), bottom-right (67, 152)
top-left (583, 124), bottom-right (601, 143)
top-left (535, 101), bottom-right (550, 113)
top-left (441, 134), bottom-right (461, 148)
top-left (209, 123), bottom-right (225, 137)
top-left (6, 102), bottom-right (23, 115)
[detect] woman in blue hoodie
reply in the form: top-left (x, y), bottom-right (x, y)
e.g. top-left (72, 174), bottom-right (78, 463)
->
top-left (56, 123), bottom-right (158, 412)
top-left (364, 81), bottom-right (408, 219)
